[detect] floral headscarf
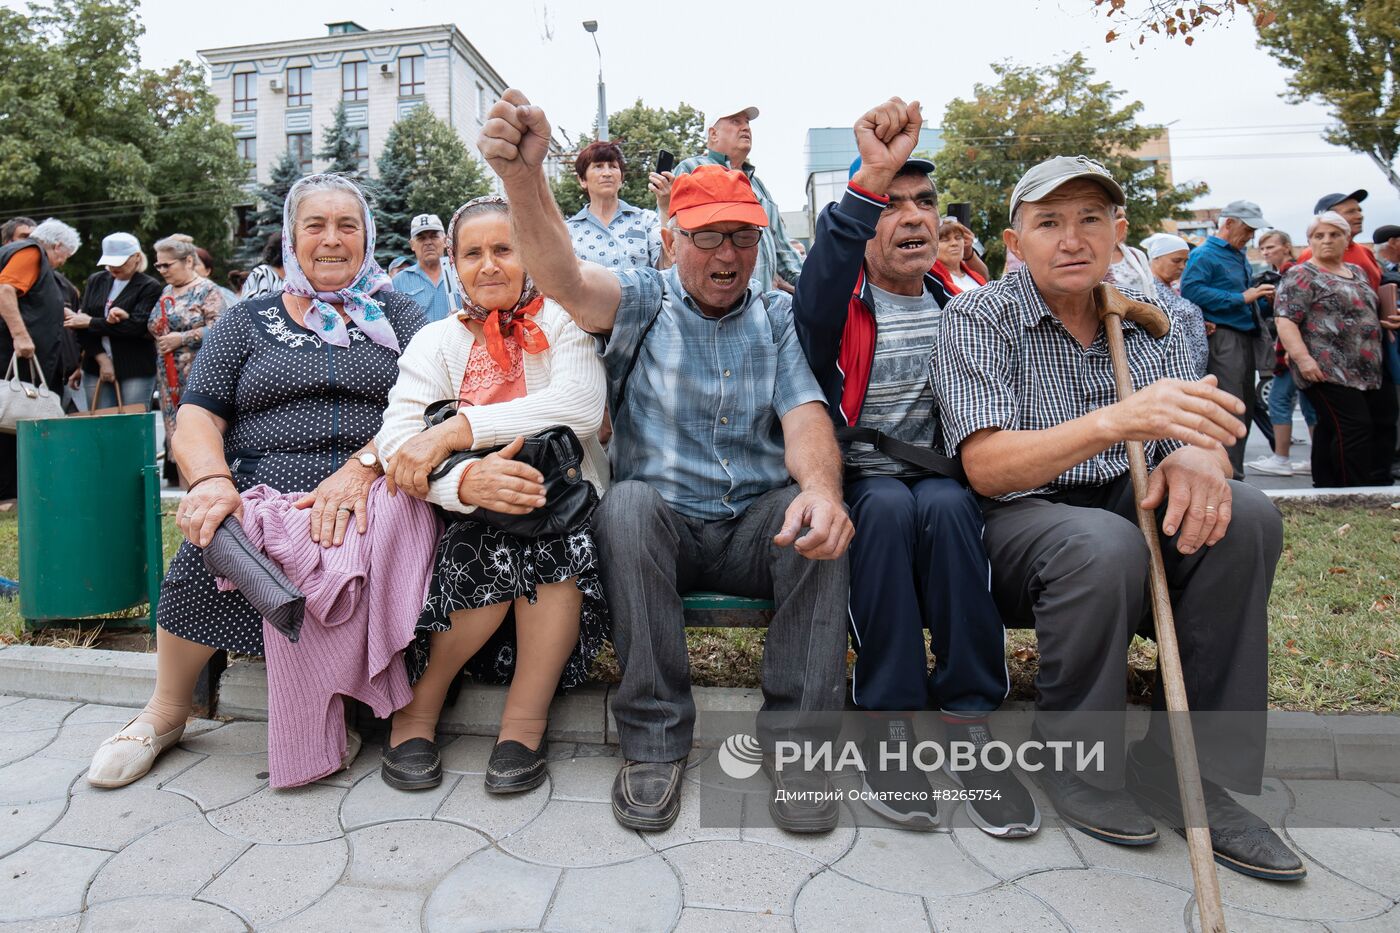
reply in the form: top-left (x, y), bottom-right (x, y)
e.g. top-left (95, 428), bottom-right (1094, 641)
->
top-left (280, 173), bottom-right (399, 351)
top-left (442, 196), bottom-right (549, 372)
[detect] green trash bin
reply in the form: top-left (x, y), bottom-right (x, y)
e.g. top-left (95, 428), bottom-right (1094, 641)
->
top-left (16, 412), bottom-right (163, 629)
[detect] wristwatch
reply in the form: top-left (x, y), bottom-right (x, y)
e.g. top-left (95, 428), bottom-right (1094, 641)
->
top-left (351, 449), bottom-right (382, 474)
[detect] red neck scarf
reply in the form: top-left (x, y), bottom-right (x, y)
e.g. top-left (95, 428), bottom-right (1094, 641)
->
top-left (461, 294), bottom-right (549, 374)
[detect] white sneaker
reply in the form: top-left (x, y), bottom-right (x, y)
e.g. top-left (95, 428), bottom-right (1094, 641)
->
top-left (1290, 460), bottom-right (1311, 475)
top-left (1246, 455), bottom-right (1294, 476)
top-left (87, 717), bottom-right (186, 788)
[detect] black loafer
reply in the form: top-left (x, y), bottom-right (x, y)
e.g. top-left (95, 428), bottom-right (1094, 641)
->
top-left (611, 759), bottom-right (684, 831)
top-left (1126, 740), bottom-right (1307, 881)
top-left (381, 737), bottom-right (442, 791)
top-left (1034, 765), bottom-right (1158, 846)
top-left (485, 739), bottom-right (548, 795)
top-left (764, 758), bottom-right (839, 834)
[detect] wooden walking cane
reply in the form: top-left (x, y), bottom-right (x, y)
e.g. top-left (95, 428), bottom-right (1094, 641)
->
top-left (1094, 284), bottom-right (1227, 933)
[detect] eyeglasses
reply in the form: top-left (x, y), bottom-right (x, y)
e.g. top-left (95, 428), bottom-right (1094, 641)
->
top-left (154, 259), bottom-right (189, 271)
top-left (676, 228), bottom-right (762, 250)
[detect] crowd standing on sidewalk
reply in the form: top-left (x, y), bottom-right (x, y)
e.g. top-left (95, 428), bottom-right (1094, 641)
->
top-left (3, 76), bottom-right (1400, 898)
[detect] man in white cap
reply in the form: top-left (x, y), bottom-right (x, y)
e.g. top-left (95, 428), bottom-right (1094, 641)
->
top-left (934, 156), bottom-right (1304, 881)
top-left (1179, 199), bottom-right (1274, 478)
top-left (392, 213), bottom-right (451, 322)
top-left (674, 104), bottom-right (804, 295)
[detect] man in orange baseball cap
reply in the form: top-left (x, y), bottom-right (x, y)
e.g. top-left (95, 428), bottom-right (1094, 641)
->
top-left (480, 89), bottom-right (852, 837)
top-left (673, 103), bottom-right (806, 295)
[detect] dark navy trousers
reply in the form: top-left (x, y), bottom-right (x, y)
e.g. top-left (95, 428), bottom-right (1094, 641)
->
top-left (845, 475), bottom-right (1009, 713)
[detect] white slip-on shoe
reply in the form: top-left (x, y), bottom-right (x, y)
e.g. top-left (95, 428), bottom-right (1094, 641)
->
top-left (87, 717), bottom-right (186, 788)
top-left (341, 728), bottom-right (362, 772)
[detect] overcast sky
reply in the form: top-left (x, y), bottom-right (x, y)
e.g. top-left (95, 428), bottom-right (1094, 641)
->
top-left (71, 0), bottom-right (1400, 242)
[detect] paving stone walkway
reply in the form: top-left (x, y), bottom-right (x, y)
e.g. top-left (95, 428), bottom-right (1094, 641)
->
top-left (1, 695), bottom-right (1397, 932)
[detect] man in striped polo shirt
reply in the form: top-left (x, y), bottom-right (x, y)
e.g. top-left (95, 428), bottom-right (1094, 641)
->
top-left (792, 97), bottom-right (1039, 838)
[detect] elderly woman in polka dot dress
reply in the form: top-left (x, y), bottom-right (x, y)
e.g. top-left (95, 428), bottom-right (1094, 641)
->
top-left (87, 174), bottom-right (426, 787)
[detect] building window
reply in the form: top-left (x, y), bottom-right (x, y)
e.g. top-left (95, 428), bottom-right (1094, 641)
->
top-left (342, 61), bottom-right (368, 102)
top-left (398, 55), bottom-right (424, 97)
top-left (236, 137), bottom-right (256, 177)
top-left (286, 66), bottom-right (311, 107)
top-left (354, 127), bottom-right (370, 173)
top-left (232, 72), bottom-right (256, 113)
top-left (476, 82), bottom-right (487, 122)
top-left (287, 132), bottom-right (313, 174)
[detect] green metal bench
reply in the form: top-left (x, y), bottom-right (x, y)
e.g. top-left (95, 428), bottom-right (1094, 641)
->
top-left (681, 591), bottom-right (774, 628)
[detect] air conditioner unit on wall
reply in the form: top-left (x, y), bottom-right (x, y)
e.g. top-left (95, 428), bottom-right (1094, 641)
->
top-left (269, 78), bottom-right (284, 92)
top-left (379, 63), bottom-right (394, 77)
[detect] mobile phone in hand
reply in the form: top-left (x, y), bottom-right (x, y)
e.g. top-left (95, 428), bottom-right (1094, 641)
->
top-left (655, 150), bottom-right (675, 175)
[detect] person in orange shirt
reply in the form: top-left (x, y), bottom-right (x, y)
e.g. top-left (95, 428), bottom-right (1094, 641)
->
top-left (0, 217), bottom-right (80, 498)
top-left (1297, 190), bottom-right (1382, 290)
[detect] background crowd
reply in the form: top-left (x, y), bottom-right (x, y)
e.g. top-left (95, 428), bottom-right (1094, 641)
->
top-left (1, 110), bottom-right (1397, 509)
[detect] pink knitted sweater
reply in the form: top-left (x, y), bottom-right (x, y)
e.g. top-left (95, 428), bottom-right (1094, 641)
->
top-left (221, 478), bottom-right (441, 787)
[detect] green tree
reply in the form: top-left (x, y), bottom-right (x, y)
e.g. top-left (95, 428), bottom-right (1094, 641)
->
top-left (319, 102), bottom-right (363, 178)
top-left (933, 53), bottom-right (1208, 273)
top-left (1254, 0), bottom-right (1400, 194)
top-left (550, 99), bottom-right (707, 217)
top-left (0, 0), bottom-right (246, 273)
top-left (236, 149), bottom-right (301, 267)
top-left (372, 105), bottom-right (491, 264)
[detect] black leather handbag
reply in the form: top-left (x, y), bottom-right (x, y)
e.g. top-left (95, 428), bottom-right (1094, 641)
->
top-left (422, 400), bottom-right (598, 539)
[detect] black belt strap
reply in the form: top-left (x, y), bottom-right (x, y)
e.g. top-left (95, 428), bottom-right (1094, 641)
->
top-left (836, 426), bottom-right (966, 484)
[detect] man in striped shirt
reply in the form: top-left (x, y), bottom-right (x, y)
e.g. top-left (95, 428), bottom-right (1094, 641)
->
top-left (793, 98), bottom-right (1038, 839)
top-left (934, 155), bottom-right (1304, 881)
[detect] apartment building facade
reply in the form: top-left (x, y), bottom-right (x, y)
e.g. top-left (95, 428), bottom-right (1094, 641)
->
top-left (199, 21), bottom-right (511, 187)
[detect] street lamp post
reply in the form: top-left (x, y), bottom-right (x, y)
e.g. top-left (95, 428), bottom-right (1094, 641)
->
top-left (582, 20), bottom-right (608, 141)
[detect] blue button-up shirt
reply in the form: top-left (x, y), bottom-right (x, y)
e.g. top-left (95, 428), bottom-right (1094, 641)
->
top-left (602, 265), bottom-right (824, 520)
top-left (567, 199), bottom-right (662, 271)
top-left (1180, 235), bottom-right (1258, 333)
top-left (392, 264), bottom-right (453, 323)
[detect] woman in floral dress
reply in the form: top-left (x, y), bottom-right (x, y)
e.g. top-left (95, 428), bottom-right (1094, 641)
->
top-left (149, 235), bottom-right (226, 446)
top-left (1275, 210), bottom-right (1399, 487)
top-left (375, 196), bottom-right (610, 795)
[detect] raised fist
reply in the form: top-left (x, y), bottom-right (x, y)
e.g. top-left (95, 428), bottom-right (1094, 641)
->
top-left (851, 97), bottom-right (924, 194)
top-left (478, 88), bottom-right (554, 183)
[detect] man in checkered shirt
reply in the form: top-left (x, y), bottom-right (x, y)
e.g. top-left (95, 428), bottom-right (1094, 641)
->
top-left (934, 156), bottom-right (1303, 882)
top-left (481, 89), bottom-right (852, 839)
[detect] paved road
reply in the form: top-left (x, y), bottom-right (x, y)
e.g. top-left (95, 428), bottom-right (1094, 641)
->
top-left (1, 697), bottom-right (1397, 931)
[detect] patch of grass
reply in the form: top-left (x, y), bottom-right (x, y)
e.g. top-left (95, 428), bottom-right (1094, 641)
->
top-left (2, 502), bottom-right (1396, 712)
top-left (0, 509), bottom-right (184, 645)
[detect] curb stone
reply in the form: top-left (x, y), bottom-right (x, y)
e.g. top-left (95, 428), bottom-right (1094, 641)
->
top-left (2, 645), bottom-right (1397, 780)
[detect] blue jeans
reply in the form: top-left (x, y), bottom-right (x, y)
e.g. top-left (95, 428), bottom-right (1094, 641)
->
top-left (1267, 369), bottom-right (1316, 429)
top-left (80, 373), bottom-right (155, 411)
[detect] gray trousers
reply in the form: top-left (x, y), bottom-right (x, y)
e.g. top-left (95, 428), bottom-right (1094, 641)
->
top-left (594, 481), bottom-right (850, 762)
top-left (1206, 325), bottom-right (1262, 478)
top-left (981, 477), bottom-right (1281, 793)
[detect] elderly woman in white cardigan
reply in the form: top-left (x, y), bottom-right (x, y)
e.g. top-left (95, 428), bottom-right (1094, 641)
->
top-left (375, 196), bottom-right (610, 795)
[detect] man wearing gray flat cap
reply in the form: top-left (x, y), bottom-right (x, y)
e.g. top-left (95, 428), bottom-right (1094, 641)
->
top-left (1180, 199), bottom-right (1274, 478)
top-left (934, 155), bottom-right (1303, 881)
